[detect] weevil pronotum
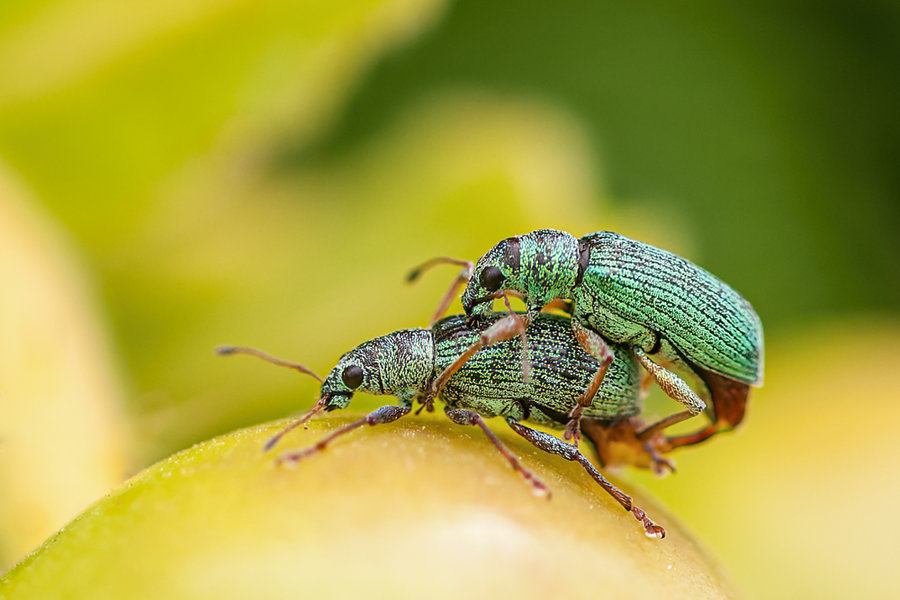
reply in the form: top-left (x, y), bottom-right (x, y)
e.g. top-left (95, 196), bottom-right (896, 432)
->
top-left (411, 229), bottom-right (763, 454)
top-left (219, 312), bottom-right (667, 538)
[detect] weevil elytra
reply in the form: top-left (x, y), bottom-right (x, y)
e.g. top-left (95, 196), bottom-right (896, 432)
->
top-left (414, 229), bottom-right (763, 453)
top-left (219, 312), bottom-right (667, 538)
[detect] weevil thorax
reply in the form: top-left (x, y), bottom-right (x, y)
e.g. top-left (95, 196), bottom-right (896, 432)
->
top-left (462, 229), bottom-right (580, 315)
top-left (519, 229), bottom-right (580, 308)
top-left (319, 329), bottom-right (434, 410)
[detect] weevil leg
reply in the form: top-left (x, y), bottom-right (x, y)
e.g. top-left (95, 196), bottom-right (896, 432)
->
top-left (632, 347), bottom-right (706, 441)
top-left (642, 439), bottom-right (677, 476)
top-left (277, 405), bottom-right (411, 464)
top-left (445, 407), bottom-right (550, 497)
top-left (423, 309), bottom-right (531, 411)
top-left (564, 320), bottom-right (615, 444)
top-left (661, 373), bottom-right (750, 450)
top-left (580, 418), bottom-right (676, 476)
top-left (506, 295), bottom-right (534, 384)
top-left (406, 257), bottom-right (474, 325)
top-left (506, 420), bottom-right (665, 538)
top-left (639, 370), bottom-right (654, 398)
top-left (660, 425), bottom-right (719, 449)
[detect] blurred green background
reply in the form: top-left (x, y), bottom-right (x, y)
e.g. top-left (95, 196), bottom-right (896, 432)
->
top-left (1, 0), bottom-right (898, 597)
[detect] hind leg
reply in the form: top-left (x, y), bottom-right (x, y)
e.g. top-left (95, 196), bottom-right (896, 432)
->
top-left (631, 347), bottom-right (706, 442)
top-left (507, 420), bottom-right (665, 538)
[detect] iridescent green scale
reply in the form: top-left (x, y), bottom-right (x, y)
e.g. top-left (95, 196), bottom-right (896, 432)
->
top-left (432, 314), bottom-right (640, 424)
top-left (577, 232), bottom-right (763, 385)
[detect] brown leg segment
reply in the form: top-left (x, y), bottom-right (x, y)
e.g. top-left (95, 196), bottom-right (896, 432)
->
top-left (507, 420), bottom-right (665, 538)
top-left (565, 321), bottom-right (614, 443)
top-left (662, 373), bottom-right (750, 450)
top-left (445, 408), bottom-right (549, 497)
top-left (631, 346), bottom-right (706, 446)
top-left (277, 405), bottom-right (411, 464)
top-left (581, 418), bottom-right (676, 476)
top-left (422, 306), bottom-right (531, 411)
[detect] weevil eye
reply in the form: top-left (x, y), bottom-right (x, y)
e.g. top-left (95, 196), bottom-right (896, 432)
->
top-left (341, 365), bottom-right (364, 389)
top-left (480, 266), bottom-right (504, 292)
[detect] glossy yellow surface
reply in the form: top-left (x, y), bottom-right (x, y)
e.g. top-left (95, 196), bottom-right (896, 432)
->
top-left (1, 416), bottom-right (736, 600)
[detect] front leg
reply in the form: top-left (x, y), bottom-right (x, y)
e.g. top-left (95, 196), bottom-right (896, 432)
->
top-left (422, 305), bottom-right (533, 412)
top-left (564, 320), bottom-right (615, 443)
top-left (506, 420), bottom-right (665, 538)
top-left (277, 405), bottom-right (411, 464)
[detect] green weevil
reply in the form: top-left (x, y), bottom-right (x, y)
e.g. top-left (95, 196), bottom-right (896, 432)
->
top-left (219, 312), bottom-right (667, 538)
top-left (413, 229), bottom-right (763, 453)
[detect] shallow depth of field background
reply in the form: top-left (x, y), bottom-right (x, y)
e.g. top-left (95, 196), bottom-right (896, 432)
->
top-left (1, 1), bottom-right (898, 598)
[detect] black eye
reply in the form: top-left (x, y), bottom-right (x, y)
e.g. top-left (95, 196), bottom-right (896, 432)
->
top-left (479, 266), bottom-right (504, 292)
top-left (341, 365), bottom-right (363, 389)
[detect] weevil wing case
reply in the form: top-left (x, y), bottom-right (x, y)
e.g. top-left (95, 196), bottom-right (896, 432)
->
top-left (576, 232), bottom-right (764, 386)
top-left (430, 313), bottom-right (641, 424)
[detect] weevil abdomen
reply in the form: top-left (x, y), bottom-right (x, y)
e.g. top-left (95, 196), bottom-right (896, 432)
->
top-left (576, 231), bottom-right (763, 385)
top-left (432, 314), bottom-right (641, 424)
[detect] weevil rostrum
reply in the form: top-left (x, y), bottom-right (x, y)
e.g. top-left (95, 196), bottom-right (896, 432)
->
top-left (219, 312), bottom-right (667, 538)
top-left (413, 229), bottom-right (763, 458)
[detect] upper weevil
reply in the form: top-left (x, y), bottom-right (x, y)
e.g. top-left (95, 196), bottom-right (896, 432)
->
top-left (218, 312), bottom-right (666, 538)
top-left (412, 229), bottom-right (763, 450)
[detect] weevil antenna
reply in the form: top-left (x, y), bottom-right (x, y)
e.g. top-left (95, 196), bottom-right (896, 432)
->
top-left (405, 256), bottom-right (473, 283)
top-left (406, 256), bottom-right (474, 325)
top-left (215, 345), bottom-right (324, 383)
top-left (263, 398), bottom-right (326, 452)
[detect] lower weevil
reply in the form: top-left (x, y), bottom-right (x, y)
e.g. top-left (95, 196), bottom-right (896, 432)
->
top-left (219, 312), bottom-right (667, 538)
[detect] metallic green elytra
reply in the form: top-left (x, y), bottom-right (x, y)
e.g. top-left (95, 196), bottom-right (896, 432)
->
top-left (320, 313), bottom-right (641, 424)
top-left (458, 229), bottom-right (764, 448)
top-left (227, 312), bottom-right (666, 538)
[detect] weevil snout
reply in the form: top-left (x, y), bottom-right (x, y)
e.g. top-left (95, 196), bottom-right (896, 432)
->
top-left (321, 391), bottom-right (353, 410)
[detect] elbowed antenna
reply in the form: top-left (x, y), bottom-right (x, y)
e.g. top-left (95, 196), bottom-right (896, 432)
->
top-left (215, 345), bottom-right (324, 383)
top-left (215, 345), bottom-right (326, 450)
top-left (405, 256), bottom-right (474, 326)
top-left (405, 256), bottom-right (473, 283)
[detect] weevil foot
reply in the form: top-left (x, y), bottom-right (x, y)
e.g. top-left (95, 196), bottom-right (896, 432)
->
top-left (563, 418), bottom-right (582, 444)
top-left (646, 445), bottom-right (676, 476)
top-left (527, 474), bottom-right (552, 499)
top-left (275, 448), bottom-right (316, 465)
top-left (563, 404), bottom-right (585, 444)
top-left (631, 506), bottom-right (666, 539)
top-left (652, 458), bottom-right (676, 477)
top-left (414, 392), bottom-right (435, 415)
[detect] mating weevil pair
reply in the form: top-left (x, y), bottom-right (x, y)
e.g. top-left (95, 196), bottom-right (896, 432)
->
top-left (220, 229), bottom-right (763, 539)
top-left (414, 230), bottom-right (763, 460)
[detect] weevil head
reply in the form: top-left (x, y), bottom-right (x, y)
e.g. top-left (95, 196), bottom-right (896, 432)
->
top-left (319, 329), bottom-right (434, 410)
top-left (462, 229), bottom-right (580, 316)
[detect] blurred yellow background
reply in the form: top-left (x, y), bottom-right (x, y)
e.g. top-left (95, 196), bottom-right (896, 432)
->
top-left (1, 1), bottom-right (898, 598)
